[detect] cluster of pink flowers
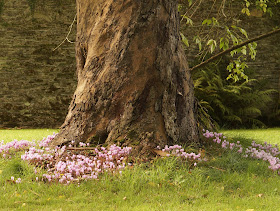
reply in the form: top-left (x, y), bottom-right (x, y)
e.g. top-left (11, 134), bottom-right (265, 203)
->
top-left (38, 133), bottom-right (56, 147)
top-left (20, 135), bottom-right (60, 165)
top-left (4, 129), bottom-right (280, 184)
top-left (79, 142), bottom-right (88, 147)
top-left (11, 176), bottom-right (22, 184)
top-left (203, 130), bottom-right (243, 153)
top-left (0, 139), bottom-right (35, 158)
top-left (203, 129), bottom-right (280, 174)
top-left (21, 146), bottom-right (55, 164)
top-left (157, 145), bottom-right (201, 162)
top-left (249, 141), bottom-right (280, 157)
top-left (245, 141), bottom-right (280, 172)
top-left (45, 145), bottom-right (131, 184)
top-left (1, 133), bottom-right (205, 184)
top-left (11, 176), bottom-right (21, 184)
top-left (21, 134), bottom-right (132, 184)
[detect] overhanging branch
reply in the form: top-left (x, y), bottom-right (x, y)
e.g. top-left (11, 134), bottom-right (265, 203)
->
top-left (190, 28), bottom-right (280, 72)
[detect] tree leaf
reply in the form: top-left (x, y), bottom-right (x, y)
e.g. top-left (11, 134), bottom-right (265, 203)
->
top-left (239, 28), bottom-right (248, 38)
top-left (202, 19), bottom-right (212, 26)
top-left (180, 32), bottom-right (189, 47)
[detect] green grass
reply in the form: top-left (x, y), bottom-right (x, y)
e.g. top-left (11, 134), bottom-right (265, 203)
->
top-left (222, 128), bottom-right (280, 146)
top-left (1, 128), bottom-right (280, 210)
top-left (0, 129), bottom-right (59, 143)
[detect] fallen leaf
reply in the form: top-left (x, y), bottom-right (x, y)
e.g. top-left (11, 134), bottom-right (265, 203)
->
top-left (257, 193), bottom-right (263, 198)
top-left (123, 197), bottom-right (127, 200)
top-left (153, 149), bottom-right (169, 157)
top-left (199, 149), bottom-right (206, 157)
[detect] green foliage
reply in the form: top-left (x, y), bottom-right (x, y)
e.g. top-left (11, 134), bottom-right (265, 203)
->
top-left (193, 63), bottom-right (276, 129)
top-left (178, 1), bottom-right (279, 128)
top-left (179, 0), bottom-right (279, 81)
top-left (179, 2), bottom-right (256, 81)
top-left (242, 0), bottom-right (280, 16)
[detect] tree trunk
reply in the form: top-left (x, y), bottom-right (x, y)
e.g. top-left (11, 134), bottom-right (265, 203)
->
top-left (51, 0), bottom-right (199, 155)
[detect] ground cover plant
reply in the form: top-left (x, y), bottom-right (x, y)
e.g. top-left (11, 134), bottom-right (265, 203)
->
top-left (1, 129), bottom-right (280, 210)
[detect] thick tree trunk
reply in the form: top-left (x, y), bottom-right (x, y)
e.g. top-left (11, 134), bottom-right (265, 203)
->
top-left (51, 0), bottom-right (199, 154)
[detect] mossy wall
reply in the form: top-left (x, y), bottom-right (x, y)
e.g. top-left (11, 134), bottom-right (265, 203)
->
top-left (242, 9), bottom-right (280, 116)
top-left (0, 0), bottom-right (76, 128)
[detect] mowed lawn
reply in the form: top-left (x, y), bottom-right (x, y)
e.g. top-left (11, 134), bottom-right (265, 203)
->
top-left (0, 128), bottom-right (280, 210)
top-left (0, 129), bottom-right (59, 143)
top-left (222, 128), bottom-right (280, 145)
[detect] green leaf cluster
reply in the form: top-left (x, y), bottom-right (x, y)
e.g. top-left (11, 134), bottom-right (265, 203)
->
top-left (242, 0), bottom-right (280, 16)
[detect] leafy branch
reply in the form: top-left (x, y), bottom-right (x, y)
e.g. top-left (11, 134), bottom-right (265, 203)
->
top-left (190, 28), bottom-right (280, 71)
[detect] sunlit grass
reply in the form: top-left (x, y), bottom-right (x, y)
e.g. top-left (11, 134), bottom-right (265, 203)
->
top-left (0, 129), bottom-right (59, 143)
top-left (1, 156), bottom-right (280, 210)
top-left (221, 128), bottom-right (280, 145)
top-left (0, 128), bottom-right (280, 210)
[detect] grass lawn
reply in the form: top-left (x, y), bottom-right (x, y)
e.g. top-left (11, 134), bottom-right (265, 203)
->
top-left (0, 128), bottom-right (280, 210)
top-left (222, 128), bottom-right (280, 146)
top-left (0, 129), bottom-right (59, 143)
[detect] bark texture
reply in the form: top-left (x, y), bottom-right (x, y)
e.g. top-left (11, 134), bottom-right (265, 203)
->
top-left (51, 0), bottom-right (199, 154)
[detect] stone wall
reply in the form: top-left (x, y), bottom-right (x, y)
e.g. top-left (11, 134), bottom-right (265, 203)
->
top-left (243, 12), bottom-right (280, 116)
top-left (0, 0), bottom-right (77, 128)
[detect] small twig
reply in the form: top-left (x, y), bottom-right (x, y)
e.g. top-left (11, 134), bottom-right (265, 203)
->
top-left (209, 166), bottom-right (226, 172)
top-left (66, 147), bottom-right (96, 150)
top-left (28, 189), bottom-right (40, 197)
top-left (53, 14), bottom-right (77, 51)
top-left (189, 0), bottom-right (203, 19)
top-left (219, 0), bottom-right (227, 17)
top-left (180, 0), bottom-right (203, 22)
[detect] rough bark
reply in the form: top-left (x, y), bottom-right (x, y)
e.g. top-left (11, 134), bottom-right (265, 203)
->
top-left (51, 0), bottom-right (199, 155)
